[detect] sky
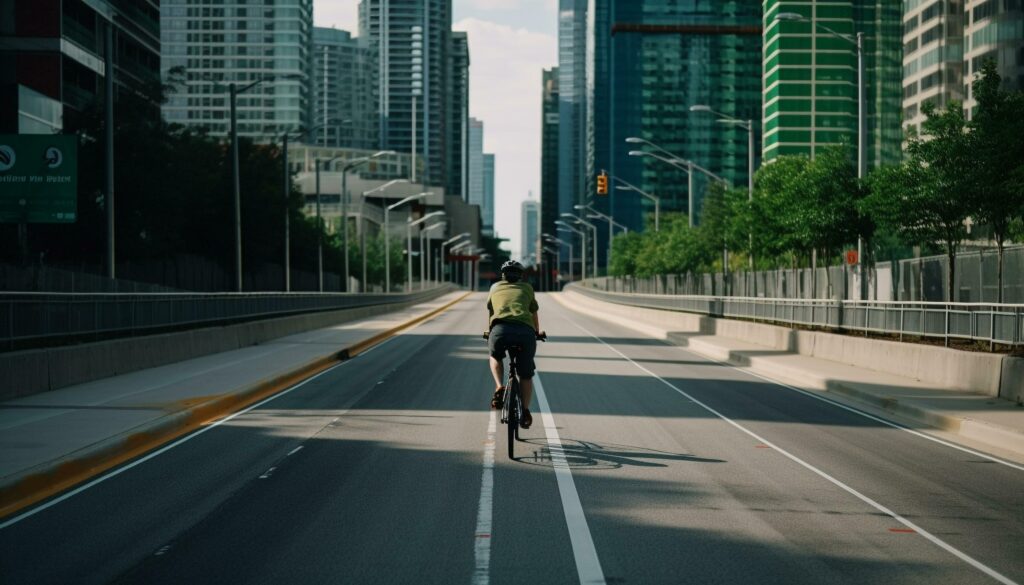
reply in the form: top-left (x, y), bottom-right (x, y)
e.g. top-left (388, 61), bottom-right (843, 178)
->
top-left (314, 0), bottom-right (558, 259)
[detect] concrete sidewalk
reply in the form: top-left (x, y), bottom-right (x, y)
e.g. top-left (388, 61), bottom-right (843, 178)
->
top-left (553, 291), bottom-right (1024, 462)
top-left (0, 292), bottom-right (468, 517)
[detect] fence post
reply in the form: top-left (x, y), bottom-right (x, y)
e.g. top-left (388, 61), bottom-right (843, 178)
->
top-left (944, 305), bottom-right (950, 347)
top-left (899, 304), bottom-right (904, 342)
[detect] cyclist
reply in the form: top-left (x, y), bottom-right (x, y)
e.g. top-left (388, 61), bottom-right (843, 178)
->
top-left (486, 260), bottom-right (544, 428)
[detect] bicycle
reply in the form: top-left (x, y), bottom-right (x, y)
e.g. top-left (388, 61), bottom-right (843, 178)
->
top-left (483, 330), bottom-right (547, 459)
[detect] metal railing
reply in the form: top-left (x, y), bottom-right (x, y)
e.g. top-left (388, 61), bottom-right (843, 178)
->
top-left (570, 283), bottom-right (1024, 347)
top-left (1, 284), bottom-right (456, 350)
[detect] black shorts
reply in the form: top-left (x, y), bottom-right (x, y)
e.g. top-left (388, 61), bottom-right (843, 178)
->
top-left (488, 322), bottom-right (537, 379)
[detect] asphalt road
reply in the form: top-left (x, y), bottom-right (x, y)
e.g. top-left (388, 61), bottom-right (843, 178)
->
top-left (2, 292), bottom-right (1022, 585)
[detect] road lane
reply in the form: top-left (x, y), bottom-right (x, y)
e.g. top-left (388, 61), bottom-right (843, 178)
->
top-left (1, 292), bottom-right (1021, 584)
top-left (541, 295), bottom-right (1023, 584)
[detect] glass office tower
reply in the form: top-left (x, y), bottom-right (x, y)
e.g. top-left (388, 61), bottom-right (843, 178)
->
top-left (161, 0), bottom-right (314, 139)
top-left (588, 0), bottom-right (763, 238)
top-left (763, 0), bottom-right (902, 167)
top-left (312, 27), bottom-right (379, 150)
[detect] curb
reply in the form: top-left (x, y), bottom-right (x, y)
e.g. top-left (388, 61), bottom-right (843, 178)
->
top-left (551, 292), bottom-right (1024, 458)
top-left (0, 291), bottom-right (471, 520)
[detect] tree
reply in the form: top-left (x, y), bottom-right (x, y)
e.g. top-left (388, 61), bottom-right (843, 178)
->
top-left (969, 60), bottom-right (1024, 302)
top-left (864, 101), bottom-right (974, 301)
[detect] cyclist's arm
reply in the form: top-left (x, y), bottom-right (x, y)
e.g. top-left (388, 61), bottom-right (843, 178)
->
top-left (533, 310), bottom-right (540, 332)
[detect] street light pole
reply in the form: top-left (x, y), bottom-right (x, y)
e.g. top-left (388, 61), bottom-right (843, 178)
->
top-left (406, 211), bottom-right (446, 291)
top-left (544, 234), bottom-right (572, 284)
top-left (385, 191), bottom-right (430, 292)
top-left (230, 82), bottom-right (242, 291)
top-left (612, 177), bottom-right (660, 232)
top-left (556, 222), bottom-right (586, 281)
top-left (441, 233), bottom-right (470, 283)
top-left (563, 214), bottom-right (598, 278)
top-left (420, 222), bottom-right (443, 290)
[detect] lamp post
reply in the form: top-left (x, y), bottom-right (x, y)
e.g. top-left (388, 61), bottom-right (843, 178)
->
top-left (562, 214), bottom-right (598, 279)
top-left (776, 11), bottom-right (867, 292)
top-left (628, 147), bottom-right (726, 228)
top-left (420, 222), bottom-right (444, 290)
top-left (690, 104), bottom-right (756, 270)
top-left (360, 179), bottom-right (410, 291)
top-left (450, 241), bottom-right (472, 287)
top-left (407, 211), bottom-right (446, 292)
top-left (544, 234), bottom-right (572, 283)
top-left (555, 223), bottom-right (585, 281)
top-left (314, 154), bottom-right (343, 291)
top-left (279, 120), bottom-right (341, 291)
top-left (611, 177), bottom-right (660, 232)
top-left (575, 204), bottom-right (626, 274)
top-left (441, 233), bottom-right (470, 283)
top-left (385, 191), bottom-right (430, 292)
top-left (340, 150), bottom-right (394, 292)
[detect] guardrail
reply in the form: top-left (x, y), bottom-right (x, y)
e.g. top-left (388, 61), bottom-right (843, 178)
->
top-left (1, 285), bottom-right (457, 350)
top-left (569, 283), bottom-right (1024, 347)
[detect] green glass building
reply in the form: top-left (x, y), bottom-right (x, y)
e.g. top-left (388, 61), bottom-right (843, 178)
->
top-left (762, 0), bottom-right (902, 167)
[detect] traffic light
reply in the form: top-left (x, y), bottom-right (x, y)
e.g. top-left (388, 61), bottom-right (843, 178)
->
top-left (596, 172), bottom-right (608, 195)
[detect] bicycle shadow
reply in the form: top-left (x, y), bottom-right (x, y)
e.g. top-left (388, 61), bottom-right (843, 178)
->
top-left (513, 437), bottom-right (726, 469)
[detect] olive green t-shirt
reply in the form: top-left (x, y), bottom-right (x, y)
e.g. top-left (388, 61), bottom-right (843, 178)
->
top-left (487, 281), bottom-right (539, 330)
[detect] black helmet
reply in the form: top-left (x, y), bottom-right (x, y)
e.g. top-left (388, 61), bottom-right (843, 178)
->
top-left (500, 260), bottom-right (525, 282)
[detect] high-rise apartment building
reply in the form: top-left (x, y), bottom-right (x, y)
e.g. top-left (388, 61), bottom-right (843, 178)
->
top-left (903, 0), bottom-right (1023, 135)
top-left (359, 0), bottom-right (452, 187)
top-left (1, 0), bottom-right (161, 134)
top-left (482, 153), bottom-right (495, 236)
top-left (447, 32), bottom-right (470, 199)
top-left (541, 68), bottom-right (560, 250)
top-left (312, 27), bottom-right (379, 150)
top-left (763, 0), bottom-right (902, 167)
top-left (161, 0), bottom-right (314, 138)
top-left (521, 198), bottom-right (540, 265)
top-left (587, 0), bottom-right (763, 240)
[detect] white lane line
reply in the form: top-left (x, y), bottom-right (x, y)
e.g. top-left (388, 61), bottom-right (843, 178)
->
top-left (0, 362), bottom-right (346, 530)
top-left (287, 445), bottom-right (304, 457)
top-left (472, 410), bottom-right (497, 585)
top-left (535, 375), bottom-right (607, 585)
top-left (258, 467), bottom-right (277, 479)
top-left (690, 350), bottom-right (1024, 472)
top-left (568, 320), bottom-right (1019, 585)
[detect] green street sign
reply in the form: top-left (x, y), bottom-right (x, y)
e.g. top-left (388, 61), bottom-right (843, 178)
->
top-left (0, 134), bottom-right (78, 223)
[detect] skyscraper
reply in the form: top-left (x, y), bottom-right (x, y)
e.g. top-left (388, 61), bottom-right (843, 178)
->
top-left (558, 0), bottom-right (588, 224)
top-left (1, 0), bottom-right (161, 134)
top-left (359, 0), bottom-right (452, 187)
top-left (313, 27), bottom-right (379, 150)
top-left (483, 153), bottom-right (495, 236)
top-left (541, 67), bottom-right (561, 251)
top-left (902, 0), bottom-right (1024, 136)
top-left (586, 0), bottom-right (763, 239)
top-left (521, 198), bottom-right (540, 265)
top-left (762, 0), bottom-right (903, 167)
top-left (447, 31), bottom-right (470, 199)
top-left (161, 0), bottom-right (314, 139)
top-left (468, 117), bottom-right (484, 208)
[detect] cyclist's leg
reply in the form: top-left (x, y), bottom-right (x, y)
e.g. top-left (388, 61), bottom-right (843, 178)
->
top-left (488, 324), bottom-right (509, 407)
top-left (511, 328), bottom-right (538, 426)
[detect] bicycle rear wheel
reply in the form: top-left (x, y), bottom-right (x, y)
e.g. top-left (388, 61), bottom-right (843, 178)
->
top-left (507, 380), bottom-right (519, 459)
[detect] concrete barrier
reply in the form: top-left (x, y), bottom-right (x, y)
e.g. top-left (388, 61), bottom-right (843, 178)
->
top-left (0, 289), bottom-right (454, 400)
top-left (566, 289), bottom-right (1009, 398)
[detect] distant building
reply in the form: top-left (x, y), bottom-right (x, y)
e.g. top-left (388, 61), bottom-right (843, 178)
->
top-left (586, 0), bottom-right (763, 248)
top-left (557, 0), bottom-right (588, 231)
top-left (447, 31), bottom-right (470, 199)
top-left (1, 0), bottom-right (161, 134)
top-left (763, 1), bottom-right (902, 167)
top-left (521, 198), bottom-right (540, 266)
top-left (541, 67), bottom-right (560, 257)
top-left (161, 0), bottom-right (314, 139)
top-left (482, 153), bottom-right (495, 236)
top-left (467, 117), bottom-right (484, 209)
top-left (312, 27), bottom-right (379, 150)
top-left (903, 0), bottom-right (1024, 135)
top-left (359, 0), bottom-right (453, 187)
